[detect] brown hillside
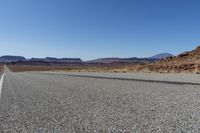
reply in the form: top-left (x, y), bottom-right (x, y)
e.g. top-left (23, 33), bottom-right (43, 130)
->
top-left (137, 46), bottom-right (200, 73)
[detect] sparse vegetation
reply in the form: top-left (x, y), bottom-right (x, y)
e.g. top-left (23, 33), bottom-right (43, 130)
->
top-left (7, 64), bottom-right (139, 73)
top-left (7, 65), bottom-right (83, 72)
top-left (0, 65), bottom-right (3, 73)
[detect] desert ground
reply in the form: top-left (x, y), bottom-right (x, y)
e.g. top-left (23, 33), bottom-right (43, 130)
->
top-left (7, 65), bottom-right (83, 72)
top-left (0, 65), bottom-right (3, 72)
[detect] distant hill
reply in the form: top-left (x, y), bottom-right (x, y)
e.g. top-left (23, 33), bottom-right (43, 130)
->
top-left (0, 53), bottom-right (173, 66)
top-left (3, 47), bottom-right (200, 74)
top-left (0, 56), bottom-right (26, 63)
top-left (87, 53), bottom-right (174, 64)
top-left (0, 56), bottom-right (83, 64)
top-left (29, 57), bottom-right (82, 63)
top-left (149, 53), bottom-right (174, 59)
top-left (87, 57), bottom-right (157, 64)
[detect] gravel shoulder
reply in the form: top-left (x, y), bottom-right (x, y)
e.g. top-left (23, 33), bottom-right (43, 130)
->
top-left (0, 72), bottom-right (200, 132)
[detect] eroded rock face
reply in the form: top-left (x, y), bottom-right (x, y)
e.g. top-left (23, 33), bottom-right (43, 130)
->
top-left (194, 64), bottom-right (200, 74)
top-left (136, 46), bottom-right (200, 73)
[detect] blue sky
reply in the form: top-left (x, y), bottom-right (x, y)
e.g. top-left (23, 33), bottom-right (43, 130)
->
top-left (0, 0), bottom-right (200, 60)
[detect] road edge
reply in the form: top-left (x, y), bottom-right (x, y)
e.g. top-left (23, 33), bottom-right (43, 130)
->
top-left (0, 65), bottom-right (6, 98)
top-left (0, 73), bottom-right (5, 98)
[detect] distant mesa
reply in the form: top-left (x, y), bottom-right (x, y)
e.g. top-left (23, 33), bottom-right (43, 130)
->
top-left (29, 57), bottom-right (82, 63)
top-left (0, 53), bottom-right (173, 64)
top-left (88, 57), bottom-right (156, 64)
top-left (0, 56), bottom-right (26, 63)
top-left (88, 53), bottom-right (174, 64)
top-left (0, 56), bottom-right (83, 63)
top-left (1, 46), bottom-right (200, 74)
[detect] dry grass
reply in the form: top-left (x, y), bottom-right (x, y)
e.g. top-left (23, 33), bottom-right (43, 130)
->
top-left (0, 65), bottom-right (3, 73)
top-left (7, 64), bottom-right (140, 73)
top-left (60, 64), bottom-right (140, 73)
top-left (7, 65), bottom-right (83, 72)
top-left (6, 60), bottom-right (200, 74)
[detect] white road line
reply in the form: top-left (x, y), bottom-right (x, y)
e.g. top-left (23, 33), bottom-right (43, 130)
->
top-left (0, 73), bottom-right (5, 98)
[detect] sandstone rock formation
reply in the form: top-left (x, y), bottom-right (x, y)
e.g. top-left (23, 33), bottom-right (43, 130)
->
top-left (137, 46), bottom-right (200, 73)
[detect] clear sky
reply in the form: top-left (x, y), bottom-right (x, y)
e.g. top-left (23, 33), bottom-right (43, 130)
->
top-left (0, 0), bottom-right (200, 60)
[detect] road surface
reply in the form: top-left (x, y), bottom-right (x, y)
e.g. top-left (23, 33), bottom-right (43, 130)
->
top-left (0, 71), bottom-right (200, 132)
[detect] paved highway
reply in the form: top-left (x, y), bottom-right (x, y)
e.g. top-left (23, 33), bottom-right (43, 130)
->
top-left (43, 72), bottom-right (200, 85)
top-left (0, 71), bottom-right (200, 132)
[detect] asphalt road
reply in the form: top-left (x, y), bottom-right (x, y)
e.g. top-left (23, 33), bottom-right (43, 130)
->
top-left (43, 72), bottom-right (200, 85)
top-left (0, 72), bottom-right (200, 132)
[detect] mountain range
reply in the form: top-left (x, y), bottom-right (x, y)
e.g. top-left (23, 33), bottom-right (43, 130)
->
top-left (0, 53), bottom-right (174, 64)
top-left (89, 53), bottom-right (174, 63)
top-left (2, 46), bottom-right (200, 73)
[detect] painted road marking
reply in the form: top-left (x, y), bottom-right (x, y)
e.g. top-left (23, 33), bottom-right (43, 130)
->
top-left (0, 73), bottom-right (5, 98)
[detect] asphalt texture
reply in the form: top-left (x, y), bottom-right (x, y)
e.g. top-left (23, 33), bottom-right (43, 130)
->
top-left (43, 72), bottom-right (200, 84)
top-left (0, 71), bottom-right (200, 132)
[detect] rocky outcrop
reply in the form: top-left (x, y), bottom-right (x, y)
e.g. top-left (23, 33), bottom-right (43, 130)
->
top-left (136, 46), bottom-right (200, 73)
